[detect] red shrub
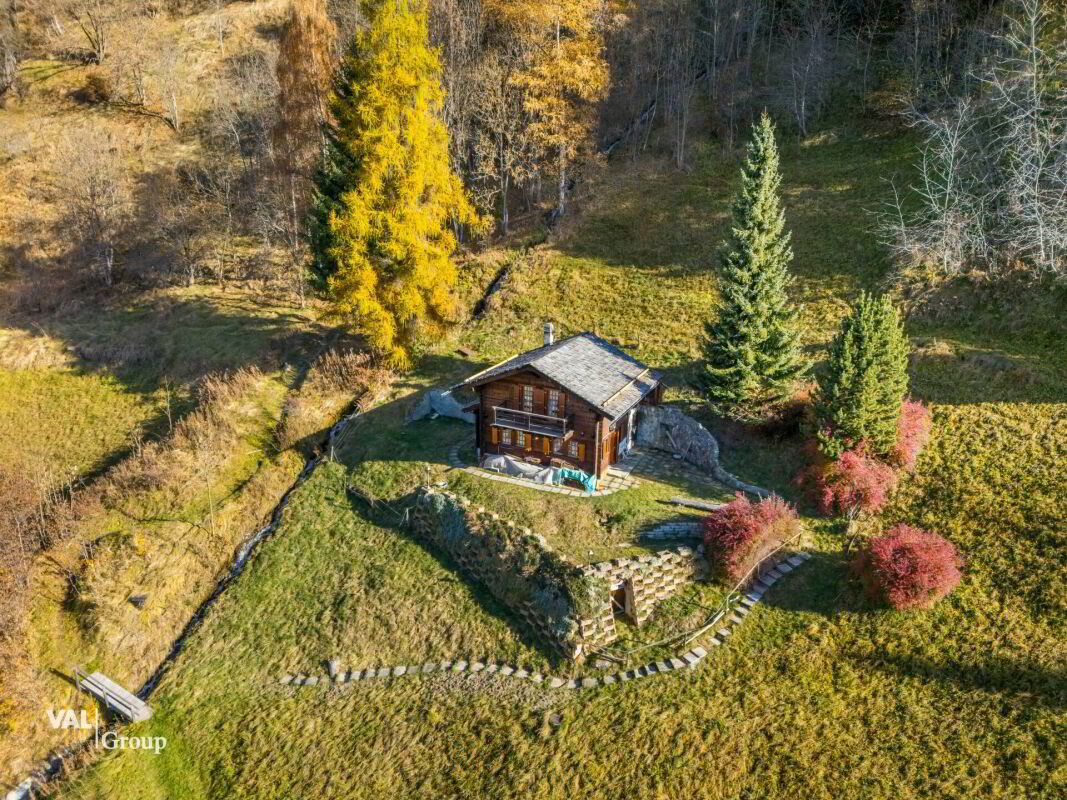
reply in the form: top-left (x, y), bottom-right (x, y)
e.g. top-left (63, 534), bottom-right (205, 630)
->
top-left (852, 524), bottom-right (962, 609)
top-left (702, 494), bottom-right (801, 583)
top-left (798, 448), bottom-right (898, 516)
top-left (889, 400), bottom-right (933, 471)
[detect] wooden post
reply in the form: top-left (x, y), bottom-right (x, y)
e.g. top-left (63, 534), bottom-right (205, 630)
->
top-left (593, 418), bottom-right (602, 478)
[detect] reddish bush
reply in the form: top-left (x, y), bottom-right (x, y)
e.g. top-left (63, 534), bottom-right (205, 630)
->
top-left (798, 448), bottom-right (898, 517)
top-left (702, 494), bottom-right (802, 583)
top-left (852, 524), bottom-right (962, 609)
top-left (889, 400), bottom-right (933, 471)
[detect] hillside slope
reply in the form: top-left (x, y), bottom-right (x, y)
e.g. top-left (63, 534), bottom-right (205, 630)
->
top-left (48, 122), bottom-right (1067, 799)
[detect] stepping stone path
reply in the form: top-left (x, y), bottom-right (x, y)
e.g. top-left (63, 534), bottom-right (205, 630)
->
top-left (279, 552), bottom-right (812, 693)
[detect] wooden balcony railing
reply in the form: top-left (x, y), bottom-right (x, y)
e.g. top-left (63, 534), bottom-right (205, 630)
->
top-left (492, 406), bottom-right (567, 438)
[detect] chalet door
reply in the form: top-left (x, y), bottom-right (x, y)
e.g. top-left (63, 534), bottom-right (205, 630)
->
top-left (604, 429), bottom-right (619, 466)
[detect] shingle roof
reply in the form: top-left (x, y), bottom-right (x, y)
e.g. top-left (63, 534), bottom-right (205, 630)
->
top-left (460, 333), bottom-right (661, 420)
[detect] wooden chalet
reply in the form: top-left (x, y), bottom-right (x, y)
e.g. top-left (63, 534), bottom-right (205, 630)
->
top-left (458, 325), bottom-right (663, 479)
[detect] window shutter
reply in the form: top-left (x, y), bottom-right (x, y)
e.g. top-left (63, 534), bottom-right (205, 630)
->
top-left (491, 427), bottom-right (499, 444)
top-left (542, 437), bottom-right (550, 454)
top-left (578, 443), bottom-right (586, 461)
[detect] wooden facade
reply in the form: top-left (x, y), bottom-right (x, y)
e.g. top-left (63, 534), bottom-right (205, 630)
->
top-left (470, 368), bottom-right (663, 479)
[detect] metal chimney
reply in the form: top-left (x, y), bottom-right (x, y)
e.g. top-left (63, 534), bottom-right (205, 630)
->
top-left (544, 322), bottom-right (555, 346)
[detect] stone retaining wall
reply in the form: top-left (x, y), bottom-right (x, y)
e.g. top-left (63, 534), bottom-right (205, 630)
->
top-left (638, 520), bottom-right (702, 542)
top-left (408, 488), bottom-right (708, 660)
top-left (409, 488), bottom-right (601, 659)
top-left (577, 546), bottom-right (707, 650)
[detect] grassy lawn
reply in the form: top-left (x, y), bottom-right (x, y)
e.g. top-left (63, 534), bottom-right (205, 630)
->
top-left (0, 287), bottom-right (323, 492)
top-left (445, 453), bottom-right (730, 563)
top-left (49, 124), bottom-right (1066, 799)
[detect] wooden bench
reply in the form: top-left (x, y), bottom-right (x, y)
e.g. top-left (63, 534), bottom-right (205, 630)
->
top-left (74, 669), bottom-right (152, 722)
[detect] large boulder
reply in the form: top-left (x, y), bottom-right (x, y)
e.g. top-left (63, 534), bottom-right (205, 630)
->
top-left (409, 389), bottom-right (475, 423)
top-left (635, 405), bottom-right (770, 497)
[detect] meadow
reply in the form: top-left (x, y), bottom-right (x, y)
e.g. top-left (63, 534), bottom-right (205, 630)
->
top-left (0, 287), bottom-right (366, 776)
top-left (40, 121), bottom-right (1067, 798)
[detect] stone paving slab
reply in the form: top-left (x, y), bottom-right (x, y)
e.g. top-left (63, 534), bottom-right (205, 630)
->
top-left (447, 445), bottom-right (737, 499)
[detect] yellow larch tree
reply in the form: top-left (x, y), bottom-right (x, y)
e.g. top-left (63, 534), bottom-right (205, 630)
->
top-left (491, 0), bottom-right (609, 216)
top-left (314, 0), bottom-right (481, 368)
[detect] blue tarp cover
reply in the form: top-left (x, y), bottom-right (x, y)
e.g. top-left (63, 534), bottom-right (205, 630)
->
top-left (556, 467), bottom-right (597, 493)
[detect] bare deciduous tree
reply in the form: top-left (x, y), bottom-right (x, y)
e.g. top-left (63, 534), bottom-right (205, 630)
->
top-left (882, 0), bottom-right (1066, 279)
top-left (0, 0), bottom-right (19, 104)
top-left (70, 0), bottom-right (108, 64)
top-left (53, 125), bottom-right (131, 286)
top-left (472, 50), bottom-right (535, 231)
top-left (781, 0), bottom-right (840, 138)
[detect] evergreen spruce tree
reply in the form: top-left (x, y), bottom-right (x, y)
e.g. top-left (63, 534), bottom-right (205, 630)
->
top-left (309, 0), bottom-right (481, 368)
top-left (701, 112), bottom-right (807, 414)
top-left (815, 292), bottom-right (910, 458)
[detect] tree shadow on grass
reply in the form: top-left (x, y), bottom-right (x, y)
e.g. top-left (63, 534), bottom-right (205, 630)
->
top-left (759, 549), bottom-right (860, 619)
top-left (858, 651), bottom-right (1067, 711)
top-left (0, 293), bottom-right (346, 495)
top-left (343, 478), bottom-right (567, 670)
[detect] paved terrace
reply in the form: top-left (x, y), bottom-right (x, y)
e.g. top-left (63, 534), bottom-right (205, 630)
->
top-left (446, 445), bottom-right (725, 498)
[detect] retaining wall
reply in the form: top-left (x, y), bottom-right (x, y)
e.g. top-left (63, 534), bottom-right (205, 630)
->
top-left (577, 546), bottom-right (706, 650)
top-left (409, 488), bottom-right (707, 659)
top-left (409, 488), bottom-right (597, 658)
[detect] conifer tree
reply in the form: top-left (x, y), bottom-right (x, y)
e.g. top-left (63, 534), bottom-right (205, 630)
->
top-left (815, 292), bottom-right (910, 458)
top-left (310, 0), bottom-right (481, 368)
top-left (701, 112), bottom-right (807, 413)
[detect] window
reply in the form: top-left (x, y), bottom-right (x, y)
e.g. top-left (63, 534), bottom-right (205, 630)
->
top-left (517, 431), bottom-right (527, 448)
top-left (547, 389), bottom-right (561, 417)
top-left (500, 428), bottom-right (512, 445)
top-left (552, 438), bottom-right (563, 454)
top-left (568, 440), bottom-right (579, 458)
top-left (522, 385), bottom-right (534, 412)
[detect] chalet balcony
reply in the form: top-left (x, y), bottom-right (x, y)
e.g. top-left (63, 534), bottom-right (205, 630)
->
top-left (492, 406), bottom-right (568, 438)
